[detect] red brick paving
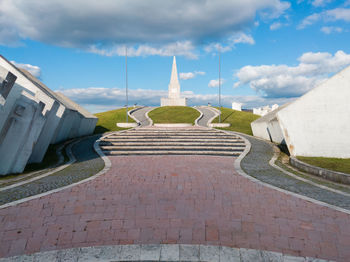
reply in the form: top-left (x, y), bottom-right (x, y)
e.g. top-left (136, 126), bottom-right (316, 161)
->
top-left (0, 155), bottom-right (350, 260)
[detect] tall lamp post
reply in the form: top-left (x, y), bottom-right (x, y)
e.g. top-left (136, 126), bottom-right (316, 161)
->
top-left (125, 46), bottom-right (129, 123)
top-left (218, 46), bottom-right (221, 123)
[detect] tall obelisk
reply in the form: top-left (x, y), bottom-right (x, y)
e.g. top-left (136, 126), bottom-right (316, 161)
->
top-left (161, 56), bottom-right (187, 106)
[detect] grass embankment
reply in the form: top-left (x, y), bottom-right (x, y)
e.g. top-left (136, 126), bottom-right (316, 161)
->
top-left (94, 108), bottom-right (135, 134)
top-left (148, 106), bottom-right (200, 124)
top-left (297, 156), bottom-right (350, 174)
top-left (212, 107), bottom-right (260, 135)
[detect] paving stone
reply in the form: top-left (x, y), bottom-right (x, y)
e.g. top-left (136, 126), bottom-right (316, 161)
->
top-left (160, 244), bottom-right (179, 261)
top-left (305, 258), bottom-right (330, 262)
top-left (0, 255), bottom-right (34, 262)
top-left (119, 245), bottom-right (141, 261)
top-left (179, 244), bottom-right (200, 261)
top-left (261, 250), bottom-right (283, 262)
top-left (240, 248), bottom-right (263, 261)
top-left (57, 248), bottom-right (80, 262)
top-left (78, 246), bottom-right (112, 261)
top-left (219, 246), bottom-right (240, 262)
top-left (199, 245), bottom-right (220, 262)
top-left (283, 255), bottom-right (306, 262)
top-left (140, 244), bottom-right (161, 261)
top-left (33, 250), bottom-right (58, 261)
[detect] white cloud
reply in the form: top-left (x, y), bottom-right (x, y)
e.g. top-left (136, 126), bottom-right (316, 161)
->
top-left (208, 79), bottom-right (225, 88)
top-left (312, 0), bottom-right (333, 7)
top-left (0, 0), bottom-right (288, 55)
top-left (298, 8), bottom-right (350, 29)
top-left (321, 26), bottom-right (343, 34)
top-left (234, 50), bottom-right (350, 98)
top-left (58, 86), bottom-right (291, 113)
top-left (270, 22), bottom-right (282, 30)
top-left (179, 71), bottom-right (205, 80)
top-left (204, 32), bottom-right (255, 53)
top-left (11, 61), bottom-right (41, 78)
top-left (88, 41), bottom-right (197, 59)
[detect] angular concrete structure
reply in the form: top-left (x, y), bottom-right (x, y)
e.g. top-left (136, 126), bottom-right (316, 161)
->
top-left (161, 56), bottom-right (187, 106)
top-left (252, 65), bottom-right (350, 158)
top-left (232, 102), bottom-right (242, 111)
top-left (277, 66), bottom-right (350, 158)
top-left (251, 103), bottom-right (290, 144)
top-left (0, 55), bottom-right (98, 174)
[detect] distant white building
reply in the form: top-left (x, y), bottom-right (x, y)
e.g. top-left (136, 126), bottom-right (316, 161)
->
top-left (253, 104), bottom-right (279, 116)
top-left (231, 102), bottom-right (242, 111)
top-left (161, 56), bottom-right (187, 106)
top-left (251, 65), bottom-right (350, 158)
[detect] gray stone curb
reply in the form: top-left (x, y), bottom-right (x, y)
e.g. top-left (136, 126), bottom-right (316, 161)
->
top-left (205, 106), bottom-right (220, 127)
top-left (144, 107), bottom-right (154, 126)
top-left (0, 133), bottom-right (112, 209)
top-left (290, 156), bottom-right (350, 185)
top-left (269, 147), bottom-right (350, 197)
top-left (128, 106), bottom-right (144, 125)
top-left (0, 244), bottom-right (331, 262)
top-left (0, 138), bottom-right (78, 192)
top-left (193, 106), bottom-right (204, 126)
top-left (224, 130), bottom-right (350, 215)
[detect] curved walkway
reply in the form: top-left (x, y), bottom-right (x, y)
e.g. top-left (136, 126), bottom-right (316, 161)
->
top-left (0, 145), bottom-right (350, 260)
top-left (195, 106), bottom-right (218, 127)
top-left (130, 107), bottom-right (154, 127)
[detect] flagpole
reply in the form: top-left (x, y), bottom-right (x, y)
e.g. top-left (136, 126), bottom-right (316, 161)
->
top-left (218, 46), bottom-right (221, 123)
top-left (125, 46), bottom-right (128, 123)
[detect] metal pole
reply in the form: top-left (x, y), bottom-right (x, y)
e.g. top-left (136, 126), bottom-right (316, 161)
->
top-left (125, 46), bottom-right (128, 123)
top-left (218, 47), bottom-right (221, 123)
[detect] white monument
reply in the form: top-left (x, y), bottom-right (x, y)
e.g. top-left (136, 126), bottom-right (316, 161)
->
top-left (161, 56), bottom-right (187, 106)
top-left (232, 102), bottom-right (242, 111)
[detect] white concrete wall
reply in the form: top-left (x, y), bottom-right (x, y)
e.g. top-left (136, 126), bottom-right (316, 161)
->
top-left (160, 98), bottom-right (187, 106)
top-left (277, 65), bottom-right (350, 158)
top-left (51, 108), bottom-right (77, 144)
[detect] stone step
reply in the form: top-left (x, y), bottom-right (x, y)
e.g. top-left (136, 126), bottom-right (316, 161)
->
top-left (101, 145), bottom-right (245, 151)
top-left (100, 141), bottom-right (245, 147)
top-left (103, 150), bottom-right (241, 156)
top-left (102, 138), bottom-right (243, 143)
top-left (106, 135), bottom-right (239, 139)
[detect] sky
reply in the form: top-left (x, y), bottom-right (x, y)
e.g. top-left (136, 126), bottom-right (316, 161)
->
top-left (0, 0), bottom-right (350, 113)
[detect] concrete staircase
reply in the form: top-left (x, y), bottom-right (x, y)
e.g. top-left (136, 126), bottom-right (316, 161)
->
top-left (100, 127), bottom-right (245, 157)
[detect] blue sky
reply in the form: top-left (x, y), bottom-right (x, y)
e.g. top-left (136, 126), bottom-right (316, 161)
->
top-left (1, 0), bottom-right (350, 112)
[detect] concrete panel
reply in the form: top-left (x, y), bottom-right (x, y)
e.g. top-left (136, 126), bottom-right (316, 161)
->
top-left (277, 65), bottom-right (350, 157)
top-left (51, 108), bottom-right (77, 144)
top-left (28, 100), bottom-right (61, 163)
top-left (160, 98), bottom-right (187, 106)
top-left (0, 96), bottom-right (46, 175)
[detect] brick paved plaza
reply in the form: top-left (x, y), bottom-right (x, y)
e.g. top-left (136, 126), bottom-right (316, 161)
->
top-left (1, 155), bottom-right (350, 261)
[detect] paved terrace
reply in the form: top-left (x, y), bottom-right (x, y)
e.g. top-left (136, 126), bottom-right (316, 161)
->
top-left (0, 107), bottom-right (349, 261)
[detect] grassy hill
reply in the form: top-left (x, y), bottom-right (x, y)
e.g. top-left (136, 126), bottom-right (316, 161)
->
top-left (148, 106), bottom-right (200, 124)
top-left (94, 108), bottom-right (135, 134)
top-left (212, 107), bottom-right (260, 135)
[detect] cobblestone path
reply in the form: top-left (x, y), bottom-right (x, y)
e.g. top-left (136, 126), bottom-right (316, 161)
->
top-left (0, 155), bottom-right (350, 261)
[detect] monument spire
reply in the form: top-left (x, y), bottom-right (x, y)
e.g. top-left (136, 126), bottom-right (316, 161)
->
top-left (168, 56), bottom-right (180, 99)
top-left (160, 56), bottom-right (187, 106)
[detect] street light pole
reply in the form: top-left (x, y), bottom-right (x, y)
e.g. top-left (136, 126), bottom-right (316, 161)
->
top-left (218, 46), bottom-right (221, 123)
top-left (125, 46), bottom-right (129, 123)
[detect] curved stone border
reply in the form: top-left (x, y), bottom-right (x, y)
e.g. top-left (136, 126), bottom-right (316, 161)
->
top-left (128, 106), bottom-right (143, 125)
top-left (208, 123), bottom-right (231, 128)
top-left (270, 147), bottom-right (350, 197)
top-left (290, 156), bottom-right (350, 185)
top-left (0, 134), bottom-right (112, 210)
top-left (0, 139), bottom-right (78, 192)
top-left (219, 129), bottom-right (350, 215)
top-left (193, 106), bottom-right (203, 126)
top-left (205, 106), bottom-right (220, 126)
top-left (153, 123), bottom-right (192, 127)
top-left (0, 244), bottom-right (328, 262)
top-left (116, 122), bottom-right (139, 128)
top-left (145, 107), bottom-right (154, 126)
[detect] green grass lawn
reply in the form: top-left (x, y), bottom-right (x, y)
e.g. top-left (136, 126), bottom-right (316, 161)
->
top-left (212, 107), bottom-right (260, 135)
top-left (94, 107), bottom-right (135, 134)
top-left (148, 106), bottom-right (200, 124)
top-left (297, 156), bottom-right (350, 174)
